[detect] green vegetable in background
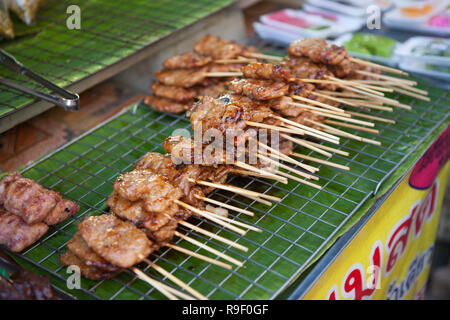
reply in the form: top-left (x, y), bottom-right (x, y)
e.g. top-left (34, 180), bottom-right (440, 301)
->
top-left (344, 33), bottom-right (396, 58)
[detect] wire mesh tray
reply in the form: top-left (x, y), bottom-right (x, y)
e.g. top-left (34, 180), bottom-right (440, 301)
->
top-left (2, 79), bottom-right (448, 299)
top-left (0, 0), bottom-right (236, 119)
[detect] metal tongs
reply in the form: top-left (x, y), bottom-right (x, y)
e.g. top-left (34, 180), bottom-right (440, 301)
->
top-left (0, 49), bottom-right (79, 111)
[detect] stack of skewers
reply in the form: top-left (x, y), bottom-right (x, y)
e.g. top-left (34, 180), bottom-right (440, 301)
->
top-left (54, 36), bottom-right (429, 300)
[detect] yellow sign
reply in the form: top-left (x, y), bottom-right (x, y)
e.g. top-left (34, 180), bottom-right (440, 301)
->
top-left (303, 161), bottom-right (450, 300)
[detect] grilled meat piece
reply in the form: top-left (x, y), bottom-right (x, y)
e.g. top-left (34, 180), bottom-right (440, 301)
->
top-left (144, 94), bottom-right (190, 114)
top-left (113, 170), bottom-right (182, 213)
top-left (288, 39), bottom-right (349, 66)
top-left (195, 81), bottom-right (228, 98)
top-left (0, 206), bottom-right (48, 252)
top-left (283, 56), bottom-right (338, 91)
top-left (67, 232), bottom-right (119, 272)
top-left (1, 176), bottom-right (56, 224)
top-left (60, 250), bottom-right (121, 281)
top-left (229, 79), bottom-right (290, 100)
top-left (154, 67), bottom-right (208, 88)
top-left (268, 96), bottom-right (303, 118)
top-left (0, 172), bottom-right (78, 225)
top-left (0, 270), bottom-right (57, 300)
top-left (279, 139), bottom-right (294, 156)
top-left (107, 192), bottom-right (178, 232)
top-left (194, 35), bottom-right (258, 60)
top-left (150, 83), bottom-right (196, 102)
top-left (79, 214), bottom-right (152, 268)
top-left (190, 95), bottom-right (274, 136)
top-left (241, 63), bottom-right (293, 81)
top-left (288, 81), bottom-right (316, 98)
top-left (43, 198), bottom-right (79, 226)
top-left (162, 52), bottom-right (212, 69)
top-left (134, 153), bottom-right (179, 180)
top-left (142, 219), bottom-right (178, 248)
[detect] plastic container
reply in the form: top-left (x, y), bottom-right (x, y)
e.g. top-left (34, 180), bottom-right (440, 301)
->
top-left (334, 33), bottom-right (399, 67)
top-left (395, 36), bottom-right (450, 66)
top-left (398, 60), bottom-right (450, 81)
top-left (259, 9), bottom-right (338, 39)
top-left (304, 0), bottom-right (367, 17)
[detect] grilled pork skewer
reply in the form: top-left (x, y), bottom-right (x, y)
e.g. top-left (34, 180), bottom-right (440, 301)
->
top-left (0, 206), bottom-right (48, 252)
top-left (0, 172), bottom-right (79, 225)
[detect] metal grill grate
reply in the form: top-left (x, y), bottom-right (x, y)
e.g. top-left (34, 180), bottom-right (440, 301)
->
top-left (1, 72), bottom-right (447, 299)
top-left (0, 0), bottom-right (236, 119)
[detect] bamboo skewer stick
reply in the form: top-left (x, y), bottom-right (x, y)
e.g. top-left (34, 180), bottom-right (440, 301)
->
top-left (266, 167), bottom-right (322, 190)
top-left (215, 57), bottom-right (257, 64)
top-left (175, 200), bottom-right (247, 235)
top-left (307, 90), bottom-right (360, 108)
top-left (297, 139), bottom-right (350, 157)
top-left (132, 268), bottom-right (179, 300)
top-left (290, 95), bottom-right (346, 113)
top-left (331, 82), bottom-right (402, 107)
top-left (235, 160), bottom-right (288, 184)
top-left (187, 179), bottom-right (281, 202)
top-left (202, 209), bottom-right (262, 233)
top-left (256, 151), bottom-right (319, 181)
top-left (178, 220), bottom-right (248, 252)
top-left (318, 90), bottom-right (382, 100)
top-left (349, 57), bottom-right (409, 76)
top-left (256, 145), bottom-right (319, 173)
top-left (335, 99), bottom-right (394, 112)
top-left (280, 133), bottom-right (333, 158)
top-left (354, 82), bottom-right (394, 93)
top-left (250, 137), bottom-right (319, 172)
top-left (247, 195), bottom-right (273, 206)
top-left (231, 168), bottom-right (283, 181)
top-left (284, 123), bottom-right (340, 145)
top-left (139, 273), bottom-right (196, 300)
top-left (244, 52), bottom-right (283, 61)
top-left (291, 152), bottom-right (350, 171)
top-left (310, 110), bottom-right (375, 127)
top-left (389, 86), bottom-right (430, 102)
top-left (287, 101), bottom-right (350, 117)
top-left (355, 70), bottom-right (416, 86)
top-left (166, 243), bottom-right (232, 270)
top-left (205, 71), bottom-right (243, 77)
top-left (144, 259), bottom-right (208, 300)
top-left (325, 76), bottom-right (385, 97)
top-left (175, 231), bottom-right (244, 267)
top-left (144, 275), bottom-right (196, 300)
top-left (324, 120), bottom-right (380, 134)
top-left (277, 116), bottom-right (342, 142)
top-left (396, 83), bottom-right (428, 96)
top-left (195, 194), bottom-right (254, 217)
top-left (244, 120), bottom-right (305, 135)
top-left (305, 119), bottom-right (381, 146)
top-left (346, 111), bottom-right (396, 124)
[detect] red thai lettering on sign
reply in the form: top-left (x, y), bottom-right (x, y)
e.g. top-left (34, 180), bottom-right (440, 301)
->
top-left (328, 241), bottom-right (383, 300)
top-left (386, 178), bottom-right (439, 274)
top-left (385, 201), bottom-right (419, 275)
top-left (413, 180), bottom-right (438, 239)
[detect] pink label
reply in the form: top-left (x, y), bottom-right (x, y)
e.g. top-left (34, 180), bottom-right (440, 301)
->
top-left (409, 125), bottom-right (450, 190)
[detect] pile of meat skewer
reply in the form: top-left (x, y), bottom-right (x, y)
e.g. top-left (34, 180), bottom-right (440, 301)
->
top-left (1, 36), bottom-right (429, 300)
top-left (0, 172), bottom-right (79, 252)
top-left (145, 35), bottom-right (261, 114)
